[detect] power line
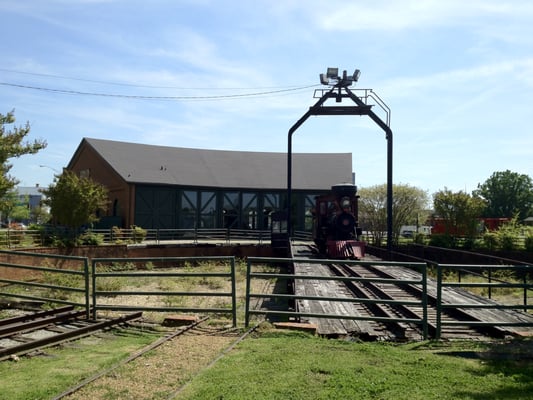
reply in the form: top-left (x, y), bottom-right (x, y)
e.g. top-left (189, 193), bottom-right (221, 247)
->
top-left (0, 67), bottom-right (314, 91)
top-left (0, 81), bottom-right (319, 101)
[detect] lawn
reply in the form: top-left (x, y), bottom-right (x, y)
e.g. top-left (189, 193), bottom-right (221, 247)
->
top-left (176, 329), bottom-right (533, 400)
top-left (1, 325), bottom-right (532, 400)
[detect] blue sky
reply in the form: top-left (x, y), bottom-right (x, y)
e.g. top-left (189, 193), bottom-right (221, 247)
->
top-left (1, 0), bottom-right (532, 196)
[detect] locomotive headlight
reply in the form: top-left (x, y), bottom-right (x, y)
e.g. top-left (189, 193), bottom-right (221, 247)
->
top-left (341, 198), bottom-right (351, 210)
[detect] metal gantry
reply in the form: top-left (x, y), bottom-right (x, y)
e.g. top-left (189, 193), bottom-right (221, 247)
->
top-left (287, 68), bottom-right (393, 256)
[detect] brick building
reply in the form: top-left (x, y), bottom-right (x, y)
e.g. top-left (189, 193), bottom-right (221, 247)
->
top-left (67, 138), bottom-right (353, 232)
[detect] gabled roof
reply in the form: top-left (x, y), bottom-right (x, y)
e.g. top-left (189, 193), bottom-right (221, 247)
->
top-left (69, 138), bottom-right (353, 191)
top-left (16, 186), bottom-right (44, 197)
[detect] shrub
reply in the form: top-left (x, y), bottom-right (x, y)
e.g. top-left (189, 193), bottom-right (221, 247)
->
top-left (77, 231), bottom-right (104, 246)
top-left (131, 225), bottom-right (147, 243)
top-left (111, 226), bottom-right (125, 243)
top-left (524, 232), bottom-right (533, 252)
top-left (429, 234), bottom-right (455, 248)
top-left (482, 232), bottom-right (498, 251)
top-left (499, 231), bottom-right (516, 251)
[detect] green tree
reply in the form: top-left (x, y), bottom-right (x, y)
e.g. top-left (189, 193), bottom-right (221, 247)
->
top-left (474, 170), bottom-right (533, 220)
top-left (9, 203), bottom-right (31, 223)
top-left (433, 188), bottom-right (486, 239)
top-left (42, 171), bottom-right (109, 231)
top-left (359, 183), bottom-right (429, 245)
top-left (30, 205), bottom-right (51, 225)
top-left (0, 110), bottom-right (47, 197)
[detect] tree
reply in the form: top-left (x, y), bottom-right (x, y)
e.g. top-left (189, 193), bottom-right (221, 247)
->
top-left (0, 110), bottom-right (47, 197)
top-left (473, 170), bottom-right (533, 220)
top-left (42, 171), bottom-right (109, 231)
top-left (358, 184), bottom-right (429, 245)
top-left (433, 188), bottom-right (486, 239)
top-left (0, 190), bottom-right (20, 224)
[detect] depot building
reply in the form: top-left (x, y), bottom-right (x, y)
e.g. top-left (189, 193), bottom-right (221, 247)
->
top-left (66, 138), bottom-right (353, 233)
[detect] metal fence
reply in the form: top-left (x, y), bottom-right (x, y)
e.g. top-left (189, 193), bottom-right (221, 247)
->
top-left (435, 263), bottom-right (533, 339)
top-left (91, 256), bottom-right (237, 326)
top-left (91, 228), bottom-right (274, 245)
top-left (0, 249), bottom-right (90, 318)
top-left (0, 228), bottom-right (313, 247)
top-left (1, 249), bottom-right (532, 337)
top-left (245, 257), bottom-right (429, 339)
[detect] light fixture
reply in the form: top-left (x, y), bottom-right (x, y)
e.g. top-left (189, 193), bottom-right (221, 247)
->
top-left (326, 67), bottom-right (338, 79)
top-left (319, 67), bottom-right (361, 87)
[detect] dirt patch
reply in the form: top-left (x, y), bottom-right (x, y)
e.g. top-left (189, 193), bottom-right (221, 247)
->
top-left (64, 324), bottom-right (241, 400)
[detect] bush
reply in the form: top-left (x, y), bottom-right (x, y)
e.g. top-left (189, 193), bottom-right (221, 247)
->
top-left (525, 233), bottom-right (533, 252)
top-left (111, 226), bottom-right (125, 243)
top-left (482, 232), bottom-right (498, 251)
top-left (429, 234), bottom-right (455, 248)
top-left (131, 225), bottom-right (147, 243)
top-left (77, 231), bottom-right (104, 246)
top-left (499, 231), bottom-right (516, 251)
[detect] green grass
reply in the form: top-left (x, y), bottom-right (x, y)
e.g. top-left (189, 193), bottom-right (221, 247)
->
top-left (1, 326), bottom-right (532, 400)
top-left (0, 327), bottom-right (163, 400)
top-left (177, 330), bottom-right (533, 400)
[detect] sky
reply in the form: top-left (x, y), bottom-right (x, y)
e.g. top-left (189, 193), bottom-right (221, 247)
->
top-left (1, 0), bottom-right (532, 197)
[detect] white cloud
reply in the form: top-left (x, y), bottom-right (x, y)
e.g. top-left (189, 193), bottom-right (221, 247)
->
top-left (313, 0), bottom-right (533, 32)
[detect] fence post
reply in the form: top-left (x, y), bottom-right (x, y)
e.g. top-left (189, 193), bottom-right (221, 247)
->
top-left (84, 257), bottom-right (90, 319)
top-left (524, 272), bottom-right (528, 313)
top-left (436, 263), bottom-right (442, 340)
top-left (488, 268), bottom-right (492, 299)
top-left (245, 258), bottom-right (252, 327)
top-left (421, 263), bottom-right (428, 340)
top-left (230, 257), bottom-right (237, 327)
top-left (91, 259), bottom-right (97, 320)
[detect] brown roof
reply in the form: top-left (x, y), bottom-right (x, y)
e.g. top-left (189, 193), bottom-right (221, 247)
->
top-left (70, 138), bottom-right (353, 191)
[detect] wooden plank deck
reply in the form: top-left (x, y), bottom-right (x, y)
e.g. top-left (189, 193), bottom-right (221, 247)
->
top-left (293, 260), bottom-right (380, 337)
top-left (372, 264), bottom-right (533, 337)
top-left (291, 252), bottom-right (533, 338)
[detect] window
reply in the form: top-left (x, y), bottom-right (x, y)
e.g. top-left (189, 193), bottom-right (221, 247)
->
top-left (304, 194), bottom-right (318, 231)
top-left (263, 193), bottom-right (281, 229)
top-left (200, 191), bottom-right (216, 228)
top-left (180, 191), bottom-right (197, 229)
top-left (223, 192), bottom-right (240, 229)
top-left (242, 193), bottom-right (258, 229)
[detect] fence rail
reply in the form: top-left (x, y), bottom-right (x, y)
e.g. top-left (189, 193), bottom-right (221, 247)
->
top-left (1, 249), bottom-right (532, 338)
top-left (435, 263), bottom-right (533, 339)
top-left (0, 249), bottom-right (90, 318)
top-left (0, 227), bottom-right (311, 247)
top-left (245, 257), bottom-right (429, 339)
top-left (91, 256), bottom-right (237, 326)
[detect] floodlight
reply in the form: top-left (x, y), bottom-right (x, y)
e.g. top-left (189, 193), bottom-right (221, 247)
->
top-left (326, 67), bottom-right (338, 79)
top-left (352, 69), bottom-right (361, 82)
top-left (319, 73), bottom-right (329, 85)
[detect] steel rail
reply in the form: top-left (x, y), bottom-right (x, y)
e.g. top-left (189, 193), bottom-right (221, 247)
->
top-left (0, 311), bottom-right (143, 360)
top-left (52, 316), bottom-right (210, 400)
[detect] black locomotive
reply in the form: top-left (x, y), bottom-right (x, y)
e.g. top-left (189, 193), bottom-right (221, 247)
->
top-left (312, 183), bottom-right (365, 258)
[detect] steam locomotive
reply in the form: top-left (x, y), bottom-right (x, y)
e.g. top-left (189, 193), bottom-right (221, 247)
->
top-left (312, 183), bottom-right (365, 259)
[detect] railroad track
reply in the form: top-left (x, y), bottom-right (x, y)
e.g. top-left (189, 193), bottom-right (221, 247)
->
top-left (331, 262), bottom-right (495, 340)
top-left (291, 244), bottom-right (533, 340)
top-left (0, 306), bottom-right (142, 360)
top-left (51, 317), bottom-right (256, 400)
